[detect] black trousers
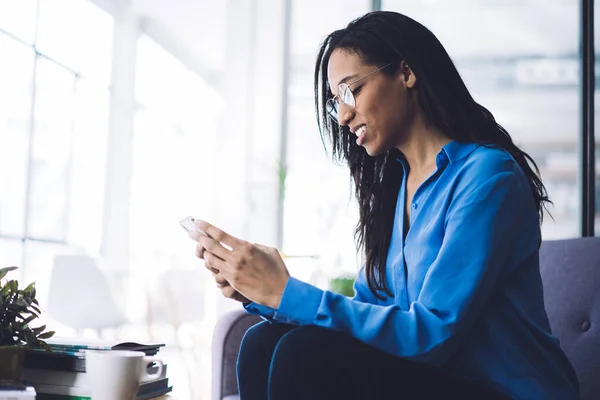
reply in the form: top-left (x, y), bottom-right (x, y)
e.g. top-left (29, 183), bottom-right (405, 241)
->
top-left (236, 321), bottom-right (511, 400)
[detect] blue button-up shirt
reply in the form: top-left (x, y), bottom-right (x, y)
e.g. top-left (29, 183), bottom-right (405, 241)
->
top-left (245, 141), bottom-right (579, 399)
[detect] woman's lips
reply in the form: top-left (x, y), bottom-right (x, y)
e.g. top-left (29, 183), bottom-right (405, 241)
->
top-left (356, 125), bottom-right (367, 146)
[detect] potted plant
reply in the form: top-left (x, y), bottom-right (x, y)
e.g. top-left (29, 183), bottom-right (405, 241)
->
top-left (329, 274), bottom-right (357, 297)
top-left (0, 266), bottom-right (55, 384)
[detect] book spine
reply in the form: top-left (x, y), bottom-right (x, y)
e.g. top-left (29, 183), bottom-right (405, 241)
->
top-left (22, 369), bottom-right (88, 388)
top-left (49, 344), bottom-right (112, 351)
top-left (30, 348), bottom-right (87, 358)
top-left (36, 395), bottom-right (90, 400)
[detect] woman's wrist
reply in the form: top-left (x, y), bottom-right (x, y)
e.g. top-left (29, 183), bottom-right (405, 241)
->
top-left (263, 275), bottom-right (290, 309)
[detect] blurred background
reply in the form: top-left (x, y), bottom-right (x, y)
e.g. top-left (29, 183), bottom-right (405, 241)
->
top-left (0, 0), bottom-right (598, 398)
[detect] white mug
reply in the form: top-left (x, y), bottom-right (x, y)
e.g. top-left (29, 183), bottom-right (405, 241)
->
top-left (86, 350), bottom-right (164, 400)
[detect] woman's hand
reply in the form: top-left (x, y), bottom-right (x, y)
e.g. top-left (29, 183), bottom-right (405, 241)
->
top-left (190, 220), bottom-right (290, 309)
top-left (213, 273), bottom-right (251, 303)
top-left (195, 243), bottom-right (250, 303)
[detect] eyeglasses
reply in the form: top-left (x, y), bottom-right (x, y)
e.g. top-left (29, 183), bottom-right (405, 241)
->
top-left (326, 63), bottom-right (393, 123)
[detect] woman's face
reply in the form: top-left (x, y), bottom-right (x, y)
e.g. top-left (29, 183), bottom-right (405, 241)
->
top-left (327, 49), bottom-right (418, 156)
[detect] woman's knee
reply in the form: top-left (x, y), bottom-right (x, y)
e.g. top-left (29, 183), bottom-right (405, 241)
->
top-left (268, 327), bottom-right (359, 399)
top-left (271, 325), bottom-right (350, 366)
top-left (239, 321), bottom-right (296, 358)
top-left (240, 321), bottom-right (271, 350)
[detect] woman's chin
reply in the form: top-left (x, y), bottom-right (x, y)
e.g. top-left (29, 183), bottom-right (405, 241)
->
top-left (363, 143), bottom-right (384, 157)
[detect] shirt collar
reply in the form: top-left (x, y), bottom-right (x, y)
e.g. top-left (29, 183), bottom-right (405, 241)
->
top-left (395, 141), bottom-right (479, 167)
top-left (441, 141), bottom-right (479, 164)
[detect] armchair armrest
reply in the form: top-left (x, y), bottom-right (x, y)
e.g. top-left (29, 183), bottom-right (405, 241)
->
top-left (212, 309), bottom-right (261, 400)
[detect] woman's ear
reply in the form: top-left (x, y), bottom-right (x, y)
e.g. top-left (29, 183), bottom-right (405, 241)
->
top-left (399, 61), bottom-right (417, 89)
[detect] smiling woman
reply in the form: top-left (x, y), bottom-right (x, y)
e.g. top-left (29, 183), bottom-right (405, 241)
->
top-left (191, 10), bottom-right (580, 400)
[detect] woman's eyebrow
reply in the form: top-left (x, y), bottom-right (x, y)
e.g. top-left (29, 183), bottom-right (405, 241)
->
top-left (336, 73), bottom-right (359, 87)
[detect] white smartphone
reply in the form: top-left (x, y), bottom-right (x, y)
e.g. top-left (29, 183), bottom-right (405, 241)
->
top-left (179, 216), bottom-right (213, 239)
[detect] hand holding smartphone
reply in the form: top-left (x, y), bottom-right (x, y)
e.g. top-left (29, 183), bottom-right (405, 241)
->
top-left (179, 216), bottom-right (214, 239)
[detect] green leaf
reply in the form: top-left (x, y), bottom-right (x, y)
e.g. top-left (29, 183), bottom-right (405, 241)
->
top-left (0, 266), bottom-right (18, 281)
top-left (38, 331), bottom-right (55, 339)
top-left (6, 280), bottom-right (18, 293)
top-left (14, 298), bottom-right (29, 308)
top-left (7, 304), bottom-right (24, 312)
top-left (22, 282), bottom-right (35, 293)
top-left (1, 284), bottom-right (11, 296)
top-left (22, 315), bottom-right (37, 325)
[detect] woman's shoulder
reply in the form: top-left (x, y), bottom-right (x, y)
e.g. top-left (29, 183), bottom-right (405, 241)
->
top-left (464, 144), bottom-right (517, 173)
top-left (450, 144), bottom-right (529, 198)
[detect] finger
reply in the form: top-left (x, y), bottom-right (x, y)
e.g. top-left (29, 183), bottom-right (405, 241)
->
top-left (220, 285), bottom-right (237, 299)
top-left (206, 263), bottom-right (219, 274)
top-left (197, 235), bottom-right (232, 261)
top-left (195, 244), bottom-right (205, 260)
top-left (204, 256), bottom-right (220, 274)
top-left (188, 229), bottom-right (208, 242)
top-left (213, 273), bottom-right (229, 286)
top-left (195, 219), bottom-right (244, 249)
top-left (253, 243), bottom-right (272, 253)
top-left (204, 251), bottom-right (227, 273)
top-left (216, 280), bottom-right (231, 288)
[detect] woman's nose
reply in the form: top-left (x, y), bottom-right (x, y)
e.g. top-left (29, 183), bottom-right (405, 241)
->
top-left (337, 102), bottom-right (354, 126)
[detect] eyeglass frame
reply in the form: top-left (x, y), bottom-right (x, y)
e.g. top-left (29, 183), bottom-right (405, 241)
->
top-left (326, 62), bottom-right (393, 123)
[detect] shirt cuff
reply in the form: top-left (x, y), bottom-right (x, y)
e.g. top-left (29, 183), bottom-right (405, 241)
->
top-left (274, 276), bottom-right (324, 325)
top-left (244, 301), bottom-right (277, 322)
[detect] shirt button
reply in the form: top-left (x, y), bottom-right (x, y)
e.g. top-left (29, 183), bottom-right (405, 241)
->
top-left (581, 320), bottom-right (591, 332)
top-left (438, 153), bottom-right (446, 162)
top-left (412, 203), bottom-right (417, 209)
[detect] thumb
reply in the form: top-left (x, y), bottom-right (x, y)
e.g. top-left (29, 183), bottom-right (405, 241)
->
top-left (253, 243), bottom-right (275, 254)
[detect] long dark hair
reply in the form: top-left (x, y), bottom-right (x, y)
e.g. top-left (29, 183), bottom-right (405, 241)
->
top-left (314, 11), bottom-right (551, 299)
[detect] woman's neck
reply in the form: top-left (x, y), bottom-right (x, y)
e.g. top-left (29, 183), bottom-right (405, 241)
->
top-left (396, 118), bottom-right (451, 174)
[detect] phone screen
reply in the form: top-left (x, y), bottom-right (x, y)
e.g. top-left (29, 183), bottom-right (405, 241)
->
top-left (179, 216), bottom-right (213, 239)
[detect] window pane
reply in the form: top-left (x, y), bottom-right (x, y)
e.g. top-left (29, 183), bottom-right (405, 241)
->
top-left (28, 57), bottom-right (75, 241)
top-left (130, 34), bottom-right (223, 293)
top-left (66, 79), bottom-right (109, 253)
top-left (0, 33), bottom-right (34, 237)
top-left (284, 0), bottom-right (370, 281)
top-left (0, 0), bottom-right (38, 44)
top-left (135, 36), bottom-right (222, 124)
top-left (131, 35), bottom-right (222, 279)
top-left (0, 238), bottom-right (24, 271)
top-left (36, 0), bottom-right (113, 85)
top-left (22, 240), bottom-right (73, 304)
top-left (382, 0), bottom-right (579, 239)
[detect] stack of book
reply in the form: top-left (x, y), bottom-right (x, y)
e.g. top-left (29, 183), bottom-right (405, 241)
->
top-left (0, 383), bottom-right (36, 400)
top-left (21, 338), bottom-right (172, 400)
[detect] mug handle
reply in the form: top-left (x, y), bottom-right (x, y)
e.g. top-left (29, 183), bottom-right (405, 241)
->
top-left (140, 356), bottom-right (164, 383)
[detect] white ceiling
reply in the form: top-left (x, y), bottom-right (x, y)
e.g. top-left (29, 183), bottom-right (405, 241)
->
top-left (92, 0), bottom-right (227, 78)
top-left (91, 0), bottom-right (597, 82)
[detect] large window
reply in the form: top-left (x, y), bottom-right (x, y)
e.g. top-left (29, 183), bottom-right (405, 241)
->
top-left (0, 0), bottom-right (112, 296)
top-left (380, 0), bottom-right (580, 239)
top-left (130, 35), bottom-right (223, 286)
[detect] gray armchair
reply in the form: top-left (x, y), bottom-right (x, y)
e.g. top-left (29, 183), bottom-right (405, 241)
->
top-left (212, 238), bottom-right (600, 400)
top-left (538, 238), bottom-right (600, 400)
top-left (212, 309), bottom-right (261, 400)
